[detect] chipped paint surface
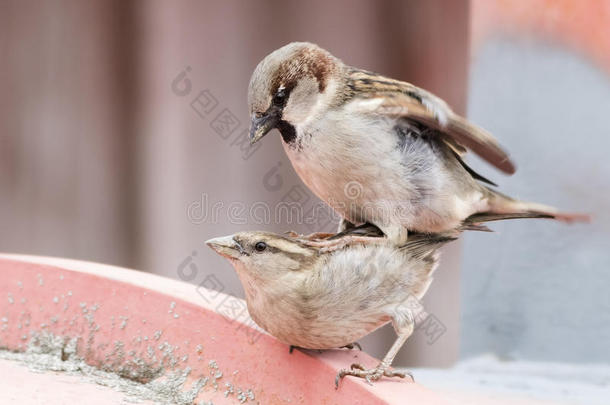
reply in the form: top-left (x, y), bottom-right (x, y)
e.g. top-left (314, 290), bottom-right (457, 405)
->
top-left (0, 332), bottom-right (205, 404)
top-left (0, 259), bottom-right (258, 404)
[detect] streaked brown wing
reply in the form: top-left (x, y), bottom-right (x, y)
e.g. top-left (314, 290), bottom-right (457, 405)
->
top-left (366, 92), bottom-right (516, 175)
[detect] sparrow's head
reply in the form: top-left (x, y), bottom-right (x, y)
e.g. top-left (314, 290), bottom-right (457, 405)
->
top-left (248, 42), bottom-right (340, 144)
top-left (206, 231), bottom-right (318, 282)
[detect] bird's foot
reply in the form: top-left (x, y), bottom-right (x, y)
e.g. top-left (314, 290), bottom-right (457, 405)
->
top-left (302, 232), bottom-right (336, 241)
top-left (340, 342), bottom-right (362, 351)
top-left (299, 235), bottom-right (385, 253)
top-left (335, 363), bottom-right (413, 388)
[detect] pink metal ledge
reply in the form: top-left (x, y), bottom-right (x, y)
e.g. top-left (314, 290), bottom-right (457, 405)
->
top-left (0, 254), bottom-right (450, 404)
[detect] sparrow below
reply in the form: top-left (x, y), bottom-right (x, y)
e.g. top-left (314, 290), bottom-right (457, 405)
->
top-left (206, 214), bottom-right (543, 386)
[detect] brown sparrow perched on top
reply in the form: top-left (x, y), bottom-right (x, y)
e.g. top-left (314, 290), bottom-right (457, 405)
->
top-left (248, 42), bottom-right (588, 246)
top-left (205, 214), bottom-right (548, 386)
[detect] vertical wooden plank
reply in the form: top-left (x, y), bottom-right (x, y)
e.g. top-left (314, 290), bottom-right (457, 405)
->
top-left (0, 0), bottom-right (137, 266)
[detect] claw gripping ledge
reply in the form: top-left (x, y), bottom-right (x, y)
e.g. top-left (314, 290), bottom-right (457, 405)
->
top-left (0, 254), bottom-right (449, 404)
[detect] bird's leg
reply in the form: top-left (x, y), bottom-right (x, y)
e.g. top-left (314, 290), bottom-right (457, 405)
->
top-left (298, 234), bottom-right (385, 252)
top-left (285, 230), bottom-right (336, 241)
top-left (335, 323), bottom-right (414, 388)
top-left (337, 219), bottom-right (356, 233)
top-left (293, 221), bottom-right (386, 251)
top-left (300, 232), bottom-right (336, 241)
top-left (301, 223), bottom-right (402, 252)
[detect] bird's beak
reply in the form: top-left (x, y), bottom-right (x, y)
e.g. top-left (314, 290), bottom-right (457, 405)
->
top-left (249, 109), bottom-right (280, 144)
top-left (206, 235), bottom-right (244, 259)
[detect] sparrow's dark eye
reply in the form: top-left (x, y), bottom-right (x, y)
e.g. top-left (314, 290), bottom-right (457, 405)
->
top-left (272, 89), bottom-right (288, 107)
top-left (254, 241), bottom-right (267, 252)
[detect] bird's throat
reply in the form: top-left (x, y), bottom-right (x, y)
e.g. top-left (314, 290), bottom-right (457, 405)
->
top-left (276, 120), bottom-right (297, 144)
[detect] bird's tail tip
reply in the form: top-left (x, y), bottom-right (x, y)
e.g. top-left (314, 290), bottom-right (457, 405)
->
top-left (549, 211), bottom-right (591, 223)
top-left (486, 195), bottom-right (591, 225)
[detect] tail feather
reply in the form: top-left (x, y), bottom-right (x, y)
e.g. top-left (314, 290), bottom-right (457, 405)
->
top-left (484, 188), bottom-right (591, 224)
top-left (546, 212), bottom-right (592, 223)
top-left (326, 194), bottom-right (589, 245)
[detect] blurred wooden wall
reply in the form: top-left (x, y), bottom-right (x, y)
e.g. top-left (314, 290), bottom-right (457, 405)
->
top-left (0, 0), bottom-right (469, 367)
top-left (0, 1), bottom-right (138, 266)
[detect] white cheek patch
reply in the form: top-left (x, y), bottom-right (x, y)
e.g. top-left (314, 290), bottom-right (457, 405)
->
top-left (283, 77), bottom-right (319, 124)
top-left (294, 78), bottom-right (340, 127)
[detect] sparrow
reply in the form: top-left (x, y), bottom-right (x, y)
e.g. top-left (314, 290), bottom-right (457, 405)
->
top-left (206, 228), bottom-right (445, 386)
top-left (205, 213), bottom-right (545, 386)
top-left (248, 42), bottom-right (588, 246)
